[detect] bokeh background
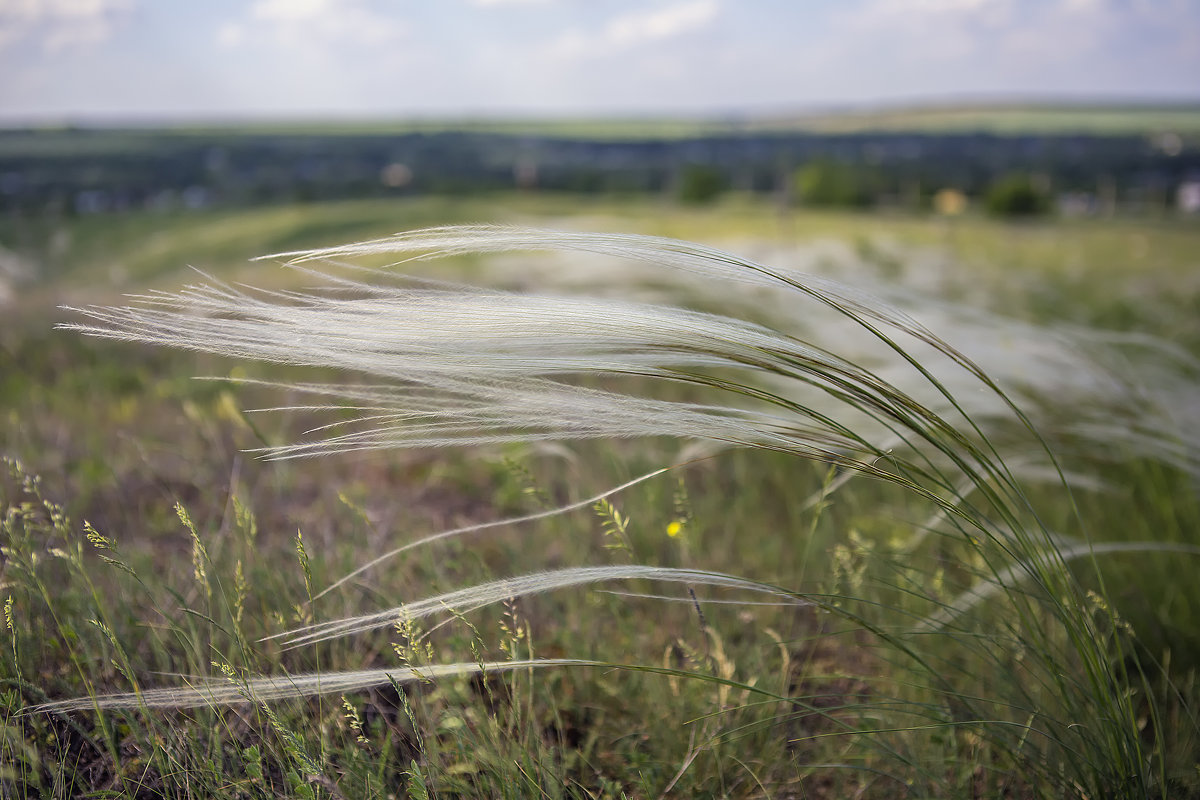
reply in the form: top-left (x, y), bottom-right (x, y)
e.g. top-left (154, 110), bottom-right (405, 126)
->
top-left (3, 3), bottom-right (1200, 798)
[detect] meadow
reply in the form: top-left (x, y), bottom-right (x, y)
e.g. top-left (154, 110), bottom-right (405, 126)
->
top-left (2, 194), bottom-right (1199, 798)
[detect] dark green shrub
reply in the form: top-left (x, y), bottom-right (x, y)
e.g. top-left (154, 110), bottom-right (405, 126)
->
top-left (793, 161), bottom-right (877, 208)
top-left (677, 165), bottom-right (725, 205)
top-left (985, 174), bottom-right (1050, 217)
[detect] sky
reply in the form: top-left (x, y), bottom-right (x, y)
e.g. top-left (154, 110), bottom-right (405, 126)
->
top-left (1, 0), bottom-right (1198, 123)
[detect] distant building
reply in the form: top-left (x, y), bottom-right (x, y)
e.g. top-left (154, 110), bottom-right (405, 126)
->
top-left (181, 186), bottom-right (212, 210)
top-left (514, 156), bottom-right (539, 190)
top-left (933, 188), bottom-right (967, 216)
top-left (74, 189), bottom-right (110, 214)
top-left (380, 163), bottom-right (413, 188)
top-left (0, 244), bottom-right (34, 307)
top-left (1177, 181), bottom-right (1200, 214)
top-left (1057, 192), bottom-right (1098, 218)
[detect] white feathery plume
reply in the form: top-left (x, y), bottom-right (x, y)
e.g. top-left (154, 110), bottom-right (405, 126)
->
top-left (271, 565), bottom-right (802, 647)
top-left (459, 232), bottom-right (1199, 482)
top-left (46, 225), bottom-right (1200, 718)
top-left (59, 227), bottom-right (1018, 490)
top-left (31, 659), bottom-right (597, 712)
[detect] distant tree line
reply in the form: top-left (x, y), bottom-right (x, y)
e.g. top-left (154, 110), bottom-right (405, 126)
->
top-left (0, 127), bottom-right (1194, 218)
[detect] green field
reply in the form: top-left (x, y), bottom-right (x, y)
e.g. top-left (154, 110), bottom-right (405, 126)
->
top-left (5, 102), bottom-right (1199, 149)
top-left (167, 102), bottom-right (1200, 138)
top-left (758, 102), bottom-right (1200, 137)
top-left (2, 196), bottom-right (1199, 798)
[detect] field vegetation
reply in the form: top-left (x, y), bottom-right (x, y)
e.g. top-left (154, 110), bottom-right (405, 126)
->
top-left (6, 108), bottom-right (1196, 222)
top-left (2, 194), bottom-right (1199, 798)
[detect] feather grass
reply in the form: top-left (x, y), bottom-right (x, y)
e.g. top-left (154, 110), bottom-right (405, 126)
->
top-left (31, 659), bottom-right (598, 712)
top-left (271, 565), bottom-right (803, 648)
top-left (919, 541), bottom-right (1200, 632)
top-left (50, 225), bottom-right (1197, 795)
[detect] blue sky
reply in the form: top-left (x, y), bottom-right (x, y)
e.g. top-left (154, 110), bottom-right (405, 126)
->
top-left (1, 0), bottom-right (1198, 122)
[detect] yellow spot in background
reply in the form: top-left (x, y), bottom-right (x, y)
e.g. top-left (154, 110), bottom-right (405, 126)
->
top-left (666, 520), bottom-right (683, 538)
top-left (217, 390), bottom-right (253, 431)
top-left (933, 188), bottom-right (967, 216)
top-left (115, 395), bottom-right (138, 424)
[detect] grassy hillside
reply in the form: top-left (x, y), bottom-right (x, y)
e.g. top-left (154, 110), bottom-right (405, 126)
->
top-left (759, 102), bottom-right (1200, 137)
top-left (5, 101), bottom-right (1199, 147)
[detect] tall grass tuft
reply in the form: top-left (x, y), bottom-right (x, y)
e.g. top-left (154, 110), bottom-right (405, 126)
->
top-left (51, 226), bottom-right (1200, 797)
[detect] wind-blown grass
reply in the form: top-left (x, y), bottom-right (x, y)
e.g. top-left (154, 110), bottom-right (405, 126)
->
top-left (271, 565), bottom-right (802, 648)
top-left (49, 225), bottom-right (1200, 797)
top-left (62, 226), bottom-right (1195, 483)
top-left (34, 659), bottom-right (599, 712)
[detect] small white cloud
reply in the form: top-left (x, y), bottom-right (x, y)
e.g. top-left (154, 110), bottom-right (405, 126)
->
top-left (251, 0), bottom-right (338, 24)
top-left (472, 0), bottom-right (556, 6)
top-left (216, 22), bottom-right (246, 48)
top-left (814, 0), bottom-right (1200, 98)
top-left (0, 0), bottom-right (134, 53)
top-left (547, 0), bottom-right (719, 61)
top-left (608, 0), bottom-right (719, 47)
top-left (218, 0), bottom-right (406, 50)
top-left (846, 0), bottom-right (1015, 32)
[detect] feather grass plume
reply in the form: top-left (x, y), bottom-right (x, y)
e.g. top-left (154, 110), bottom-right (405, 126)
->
top-left (57, 226), bottom-right (1193, 628)
top-left (31, 659), bottom-right (598, 712)
top-left (270, 565), bottom-right (803, 648)
top-left (61, 226), bottom-right (1195, 486)
top-left (56, 229), bottom-right (1022, 505)
top-left (50, 226), bottom-right (1197, 795)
